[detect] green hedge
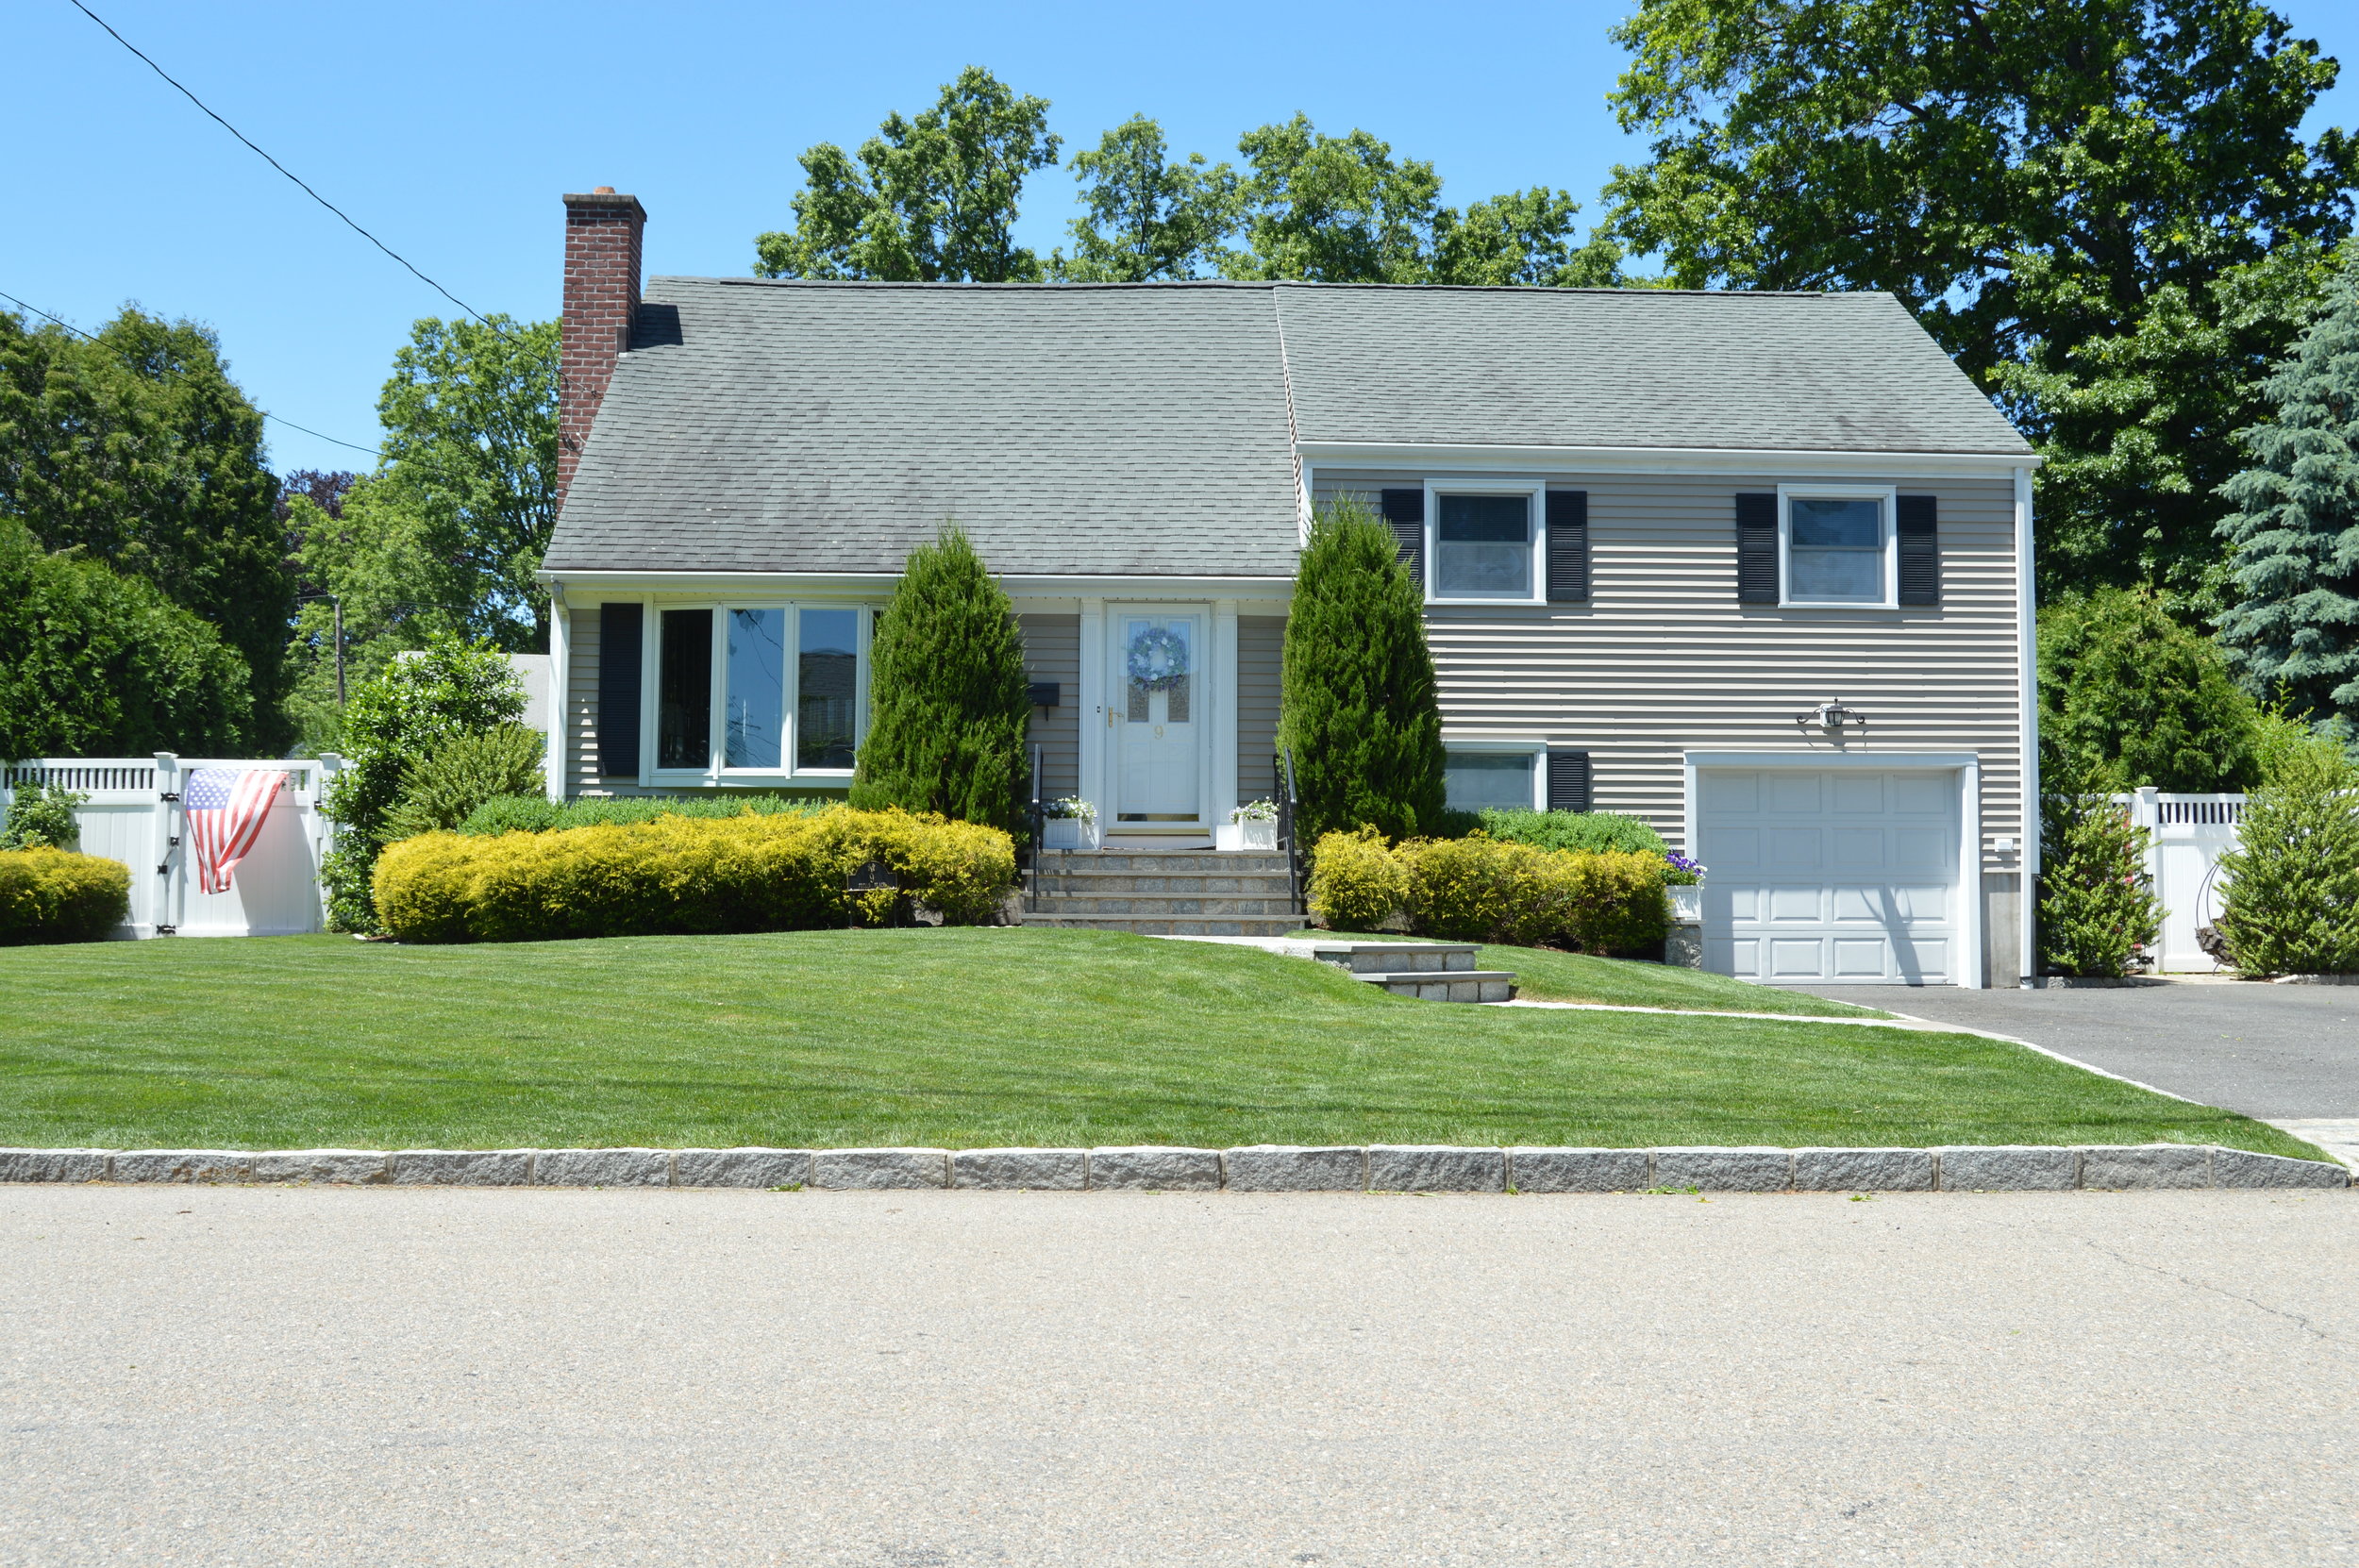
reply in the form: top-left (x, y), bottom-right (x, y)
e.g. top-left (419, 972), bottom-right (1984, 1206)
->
top-left (376, 806), bottom-right (1013, 943)
top-left (1309, 831), bottom-right (1667, 955)
top-left (456, 793), bottom-right (837, 836)
top-left (1474, 808), bottom-right (1668, 857)
top-left (0, 849), bottom-right (130, 945)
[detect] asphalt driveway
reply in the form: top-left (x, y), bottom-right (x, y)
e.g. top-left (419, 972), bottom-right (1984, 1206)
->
top-left (1799, 981), bottom-right (2359, 1123)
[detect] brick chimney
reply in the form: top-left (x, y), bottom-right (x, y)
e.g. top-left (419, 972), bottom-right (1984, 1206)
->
top-left (558, 188), bottom-right (647, 510)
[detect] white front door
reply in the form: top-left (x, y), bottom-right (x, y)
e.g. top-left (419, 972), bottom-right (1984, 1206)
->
top-left (1698, 767), bottom-right (1961, 985)
top-left (1108, 608), bottom-right (1210, 828)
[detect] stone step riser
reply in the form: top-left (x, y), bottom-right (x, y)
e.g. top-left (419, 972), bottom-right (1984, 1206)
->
top-left (1020, 917), bottom-right (1309, 937)
top-left (1038, 855), bottom-right (1293, 875)
top-left (1036, 878), bottom-right (1297, 896)
top-left (1033, 899), bottom-right (1295, 917)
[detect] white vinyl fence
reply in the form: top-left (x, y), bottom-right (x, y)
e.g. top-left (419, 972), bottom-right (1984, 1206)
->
top-left (2, 755), bottom-right (343, 939)
top-left (2120, 789), bottom-right (2244, 974)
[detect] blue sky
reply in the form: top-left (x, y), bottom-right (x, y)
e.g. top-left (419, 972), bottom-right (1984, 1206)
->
top-left (8, 0), bottom-right (2357, 476)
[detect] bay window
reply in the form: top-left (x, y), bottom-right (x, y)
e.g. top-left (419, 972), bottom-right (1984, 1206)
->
top-left (647, 603), bottom-right (870, 779)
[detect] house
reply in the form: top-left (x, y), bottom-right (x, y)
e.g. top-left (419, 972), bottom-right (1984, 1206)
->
top-left (540, 190), bottom-right (2039, 989)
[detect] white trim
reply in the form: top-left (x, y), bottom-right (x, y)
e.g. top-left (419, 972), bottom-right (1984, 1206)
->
top-left (1777, 484), bottom-right (1898, 609)
top-left (1213, 600), bottom-right (1240, 825)
top-left (1078, 596), bottom-right (1106, 819)
top-left (2016, 463), bottom-right (2039, 988)
top-left (1297, 459), bottom-right (1315, 548)
top-left (1442, 739), bottom-right (1548, 812)
top-left (1296, 440), bottom-right (2041, 479)
top-left (544, 599), bottom-right (570, 803)
top-left (1104, 604), bottom-right (1216, 831)
top-left (543, 569), bottom-right (1293, 598)
top-left (1682, 749), bottom-right (1985, 990)
top-left (1423, 476), bottom-right (1547, 606)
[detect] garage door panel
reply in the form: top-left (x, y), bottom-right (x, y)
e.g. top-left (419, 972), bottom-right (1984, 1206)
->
top-left (1703, 772), bottom-right (1760, 812)
top-left (1832, 827), bottom-right (1885, 869)
top-left (1832, 938), bottom-right (1889, 978)
top-left (1832, 775), bottom-right (1884, 812)
top-left (1700, 765), bottom-right (1960, 987)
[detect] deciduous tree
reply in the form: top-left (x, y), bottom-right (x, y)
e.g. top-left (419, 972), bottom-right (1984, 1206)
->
top-left (1602, 0), bottom-right (2358, 605)
top-left (1060, 116), bottom-right (1239, 281)
top-left (755, 68), bottom-right (1061, 283)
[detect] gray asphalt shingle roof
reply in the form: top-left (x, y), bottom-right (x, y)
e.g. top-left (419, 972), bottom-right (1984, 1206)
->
top-left (544, 278), bottom-right (2029, 578)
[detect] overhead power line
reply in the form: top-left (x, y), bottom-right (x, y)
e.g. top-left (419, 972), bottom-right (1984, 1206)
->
top-left (65, 0), bottom-right (508, 334)
top-left (1, 285), bottom-right (385, 459)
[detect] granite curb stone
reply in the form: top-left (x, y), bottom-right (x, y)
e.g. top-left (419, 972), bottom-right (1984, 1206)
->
top-left (811, 1148), bottom-right (950, 1191)
top-left (0, 1143), bottom-right (2342, 1191)
top-left (1794, 1147), bottom-right (1934, 1193)
top-left (2079, 1144), bottom-right (2212, 1191)
top-left (1223, 1145), bottom-right (1367, 1192)
top-left (1654, 1146), bottom-right (1794, 1192)
top-left (1508, 1148), bottom-right (1651, 1193)
top-left (2213, 1146), bottom-right (2351, 1189)
top-left (534, 1148), bottom-right (674, 1188)
top-left (675, 1148), bottom-right (813, 1189)
top-left (1366, 1144), bottom-right (1506, 1193)
top-left (953, 1148), bottom-right (1089, 1191)
top-left (0, 1149), bottom-right (110, 1183)
top-left (1936, 1145), bottom-right (2080, 1192)
top-left (389, 1150), bottom-right (533, 1187)
top-left (1087, 1146), bottom-right (1222, 1191)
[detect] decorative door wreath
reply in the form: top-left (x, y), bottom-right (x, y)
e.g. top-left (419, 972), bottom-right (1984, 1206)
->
top-left (1126, 626), bottom-right (1191, 691)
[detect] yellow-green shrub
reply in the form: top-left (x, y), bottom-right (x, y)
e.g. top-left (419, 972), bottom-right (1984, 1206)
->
top-left (0, 849), bottom-right (131, 944)
top-left (374, 806), bottom-right (1014, 943)
top-left (1308, 828), bottom-right (1410, 930)
top-left (1310, 830), bottom-right (1667, 955)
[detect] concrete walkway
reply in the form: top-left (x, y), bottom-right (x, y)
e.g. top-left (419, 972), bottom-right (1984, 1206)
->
top-left (3, 1184), bottom-right (2351, 1566)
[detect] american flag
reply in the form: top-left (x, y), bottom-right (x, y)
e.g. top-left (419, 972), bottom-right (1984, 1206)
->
top-left (185, 768), bottom-right (288, 894)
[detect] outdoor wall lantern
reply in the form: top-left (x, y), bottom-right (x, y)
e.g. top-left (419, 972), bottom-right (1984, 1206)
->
top-left (1794, 699), bottom-right (1869, 738)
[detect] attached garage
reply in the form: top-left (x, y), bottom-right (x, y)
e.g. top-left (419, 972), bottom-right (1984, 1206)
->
top-left (1689, 756), bottom-right (1982, 988)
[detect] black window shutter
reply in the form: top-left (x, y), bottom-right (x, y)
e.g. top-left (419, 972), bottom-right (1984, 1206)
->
top-left (1545, 490), bottom-right (1589, 603)
top-left (596, 602), bottom-right (643, 780)
top-left (1896, 493), bottom-right (1940, 605)
top-left (1380, 488), bottom-right (1425, 589)
top-left (1735, 492), bottom-right (1780, 604)
top-left (1547, 749), bottom-right (1592, 814)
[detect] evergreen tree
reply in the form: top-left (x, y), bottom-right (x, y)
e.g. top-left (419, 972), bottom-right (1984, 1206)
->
top-left (2035, 750), bottom-right (2165, 978)
top-left (1279, 495), bottom-right (1445, 842)
top-left (2037, 586), bottom-right (2261, 791)
top-left (2216, 258), bottom-right (2359, 742)
top-left (2213, 742), bottom-right (2359, 976)
top-left (850, 526), bottom-right (1030, 833)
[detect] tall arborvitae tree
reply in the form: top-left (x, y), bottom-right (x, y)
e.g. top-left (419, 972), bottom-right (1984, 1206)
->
top-left (851, 525), bottom-right (1030, 833)
top-left (1279, 495), bottom-right (1445, 842)
top-left (2213, 742), bottom-right (2359, 976)
top-left (2216, 259), bottom-right (2359, 742)
top-left (2035, 748), bottom-right (2166, 979)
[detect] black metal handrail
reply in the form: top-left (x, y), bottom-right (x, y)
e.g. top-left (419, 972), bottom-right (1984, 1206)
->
top-left (1276, 744), bottom-right (1304, 916)
top-left (1022, 742), bottom-right (1045, 910)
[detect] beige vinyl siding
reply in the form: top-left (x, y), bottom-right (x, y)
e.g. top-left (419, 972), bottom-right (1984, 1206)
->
top-left (1019, 613), bottom-right (1080, 799)
top-left (1313, 470), bottom-right (2025, 867)
top-left (1238, 615), bottom-right (1285, 802)
top-left (564, 604), bottom-right (604, 794)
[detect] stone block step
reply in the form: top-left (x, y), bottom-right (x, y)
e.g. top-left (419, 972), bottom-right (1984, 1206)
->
top-left (1031, 895), bottom-right (1296, 917)
top-left (1035, 876), bottom-right (1297, 896)
top-left (1037, 852), bottom-right (1294, 875)
top-left (1303, 942), bottom-right (1481, 976)
top-left (1356, 971), bottom-right (1518, 1003)
top-left (1020, 913), bottom-right (1309, 937)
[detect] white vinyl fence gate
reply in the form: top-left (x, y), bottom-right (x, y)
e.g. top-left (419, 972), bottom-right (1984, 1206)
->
top-left (2, 755), bottom-right (343, 939)
top-left (2119, 788), bottom-right (2245, 974)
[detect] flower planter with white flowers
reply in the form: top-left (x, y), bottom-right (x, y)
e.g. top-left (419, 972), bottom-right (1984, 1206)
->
top-left (1217, 801), bottom-right (1280, 852)
top-left (1042, 799), bottom-right (1099, 850)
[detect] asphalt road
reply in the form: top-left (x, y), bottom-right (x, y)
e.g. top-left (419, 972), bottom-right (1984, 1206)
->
top-left (4, 1185), bottom-right (2354, 1566)
top-left (1799, 981), bottom-right (2359, 1121)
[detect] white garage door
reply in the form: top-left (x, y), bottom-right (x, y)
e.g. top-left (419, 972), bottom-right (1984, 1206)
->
top-left (1698, 767), bottom-right (1960, 986)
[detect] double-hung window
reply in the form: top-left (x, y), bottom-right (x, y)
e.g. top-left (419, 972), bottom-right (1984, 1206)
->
top-left (1782, 487), bottom-right (1896, 607)
top-left (1427, 482), bottom-right (1545, 603)
top-left (1442, 746), bottom-right (1544, 813)
top-left (651, 603), bottom-right (870, 780)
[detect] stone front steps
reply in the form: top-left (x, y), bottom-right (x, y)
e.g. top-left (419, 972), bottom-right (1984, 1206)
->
top-left (1302, 941), bottom-right (1519, 1002)
top-left (1022, 849), bottom-right (1303, 938)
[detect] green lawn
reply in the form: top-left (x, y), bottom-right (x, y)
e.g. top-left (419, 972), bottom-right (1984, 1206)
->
top-left (0, 928), bottom-right (2318, 1159)
top-left (1288, 932), bottom-right (1891, 1018)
